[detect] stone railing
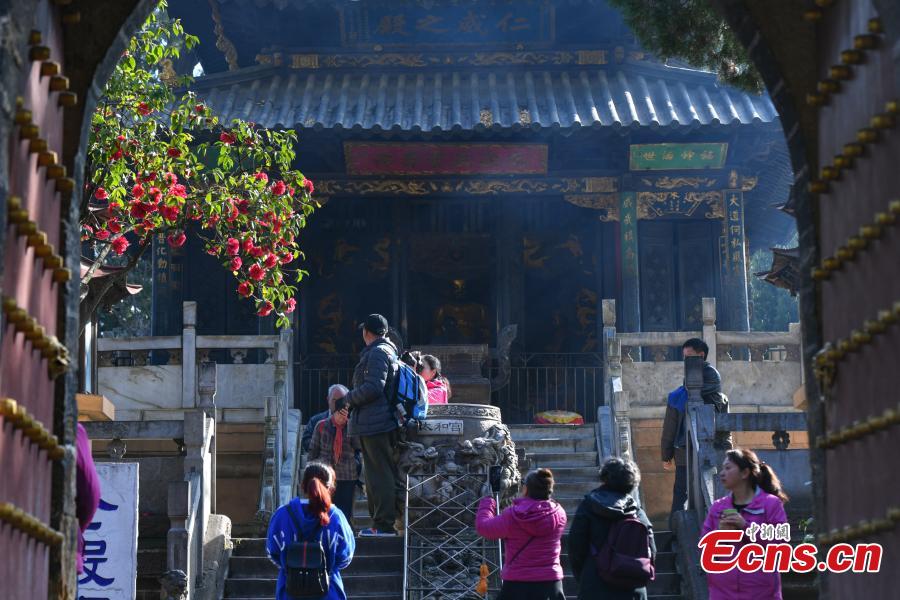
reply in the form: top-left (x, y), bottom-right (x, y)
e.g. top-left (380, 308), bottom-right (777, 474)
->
top-left (97, 301), bottom-right (291, 424)
top-left (601, 298), bottom-right (803, 436)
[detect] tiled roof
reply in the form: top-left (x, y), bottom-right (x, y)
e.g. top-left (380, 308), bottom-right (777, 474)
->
top-left (190, 65), bottom-right (778, 133)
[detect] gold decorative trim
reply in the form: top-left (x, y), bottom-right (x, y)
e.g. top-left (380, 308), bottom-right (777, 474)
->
top-left (576, 50), bottom-right (607, 65)
top-left (255, 49), bottom-right (633, 70)
top-left (813, 200), bottom-right (899, 281)
top-left (6, 196), bottom-right (64, 277)
top-left (813, 300), bottom-right (900, 390)
top-left (0, 502), bottom-right (64, 546)
top-left (0, 398), bottom-right (65, 460)
top-left (1, 296), bottom-right (70, 379)
top-left (314, 177), bottom-right (610, 197)
top-left (816, 401), bottom-right (900, 450)
top-left (641, 176), bottom-right (717, 190)
top-left (818, 505), bottom-right (900, 547)
top-left (637, 190), bottom-right (724, 219)
top-left (208, 0), bottom-right (239, 71)
top-left (563, 194), bottom-right (619, 221)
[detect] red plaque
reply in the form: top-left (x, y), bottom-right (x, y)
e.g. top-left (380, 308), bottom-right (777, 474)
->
top-left (344, 142), bottom-right (548, 176)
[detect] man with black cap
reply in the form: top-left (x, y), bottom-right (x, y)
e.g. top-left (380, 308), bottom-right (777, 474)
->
top-left (346, 313), bottom-right (402, 536)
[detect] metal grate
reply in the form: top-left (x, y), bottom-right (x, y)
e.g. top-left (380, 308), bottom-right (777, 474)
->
top-left (404, 471), bottom-right (502, 600)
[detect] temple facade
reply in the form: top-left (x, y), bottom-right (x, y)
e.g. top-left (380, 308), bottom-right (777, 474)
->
top-left (156, 0), bottom-right (796, 421)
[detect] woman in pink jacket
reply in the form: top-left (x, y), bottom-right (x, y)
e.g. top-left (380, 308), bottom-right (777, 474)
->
top-left (420, 354), bottom-right (450, 405)
top-left (476, 468), bottom-right (568, 600)
top-left (701, 448), bottom-right (789, 600)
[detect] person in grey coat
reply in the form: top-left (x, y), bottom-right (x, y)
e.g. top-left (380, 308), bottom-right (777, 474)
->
top-left (568, 457), bottom-right (656, 600)
top-left (346, 313), bottom-right (402, 536)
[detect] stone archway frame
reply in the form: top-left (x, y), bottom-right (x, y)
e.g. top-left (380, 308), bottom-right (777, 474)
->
top-left (14, 0), bottom-right (898, 596)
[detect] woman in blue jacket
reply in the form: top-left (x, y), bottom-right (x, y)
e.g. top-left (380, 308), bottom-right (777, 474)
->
top-left (266, 462), bottom-right (356, 600)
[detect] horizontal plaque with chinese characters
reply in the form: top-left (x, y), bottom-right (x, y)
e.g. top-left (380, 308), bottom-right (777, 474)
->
top-left (341, 1), bottom-right (553, 48)
top-left (345, 143), bottom-right (548, 176)
top-left (629, 143), bottom-right (728, 171)
top-left (420, 419), bottom-right (464, 436)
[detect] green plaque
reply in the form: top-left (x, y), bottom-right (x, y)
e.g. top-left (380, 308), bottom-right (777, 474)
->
top-left (629, 143), bottom-right (728, 171)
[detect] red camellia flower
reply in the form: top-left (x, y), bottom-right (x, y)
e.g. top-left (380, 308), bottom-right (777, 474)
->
top-left (148, 187), bottom-right (163, 202)
top-left (237, 282), bottom-right (252, 297)
top-left (129, 200), bottom-right (148, 219)
top-left (280, 252), bottom-right (293, 265)
top-left (264, 253), bottom-right (278, 269)
top-left (111, 235), bottom-right (130, 255)
top-left (194, 104), bottom-right (205, 114)
top-left (167, 147), bottom-right (181, 158)
top-left (219, 132), bottom-right (236, 145)
top-left (170, 184), bottom-right (187, 198)
top-left (284, 298), bottom-right (297, 314)
top-left (250, 246), bottom-right (265, 258)
top-left (225, 238), bottom-right (240, 255)
top-left (254, 172), bottom-right (268, 183)
top-left (132, 183), bottom-right (145, 198)
top-left (242, 238), bottom-right (254, 253)
top-left (108, 219), bottom-right (122, 234)
top-left (257, 301), bottom-right (274, 317)
top-left (159, 204), bottom-right (180, 222)
top-left (206, 214), bottom-right (220, 227)
top-left (95, 229), bottom-right (111, 241)
top-left (137, 102), bottom-right (151, 116)
top-left (111, 148), bottom-right (123, 161)
top-left (271, 180), bottom-right (287, 196)
top-left (226, 204), bottom-right (239, 223)
top-left (167, 232), bottom-right (187, 248)
top-left (248, 264), bottom-right (265, 281)
top-left (229, 256), bottom-right (242, 271)
top-left (236, 199), bottom-right (249, 214)
top-left (94, 187), bottom-right (109, 200)
top-left (164, 172), bottom-right (178, 187)
top-left (304, 178), bottom-right (314, 195)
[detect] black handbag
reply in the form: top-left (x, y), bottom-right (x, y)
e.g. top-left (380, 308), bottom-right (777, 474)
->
top-left (283, 503), bottom-right (330, 598)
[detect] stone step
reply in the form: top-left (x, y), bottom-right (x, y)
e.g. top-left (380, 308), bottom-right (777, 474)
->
top-left (533, 465), bottom-right (600, 481)
top-left (508, 424), bottom-right (595, 441)
top-left (226, 572), bottom-right (403, 597)
top-left (512, 436), bottom-right (598, 453)
top-left (228, 553), bottom-right (404, 579)
top-left (525, 450), bottom-right (599, 467)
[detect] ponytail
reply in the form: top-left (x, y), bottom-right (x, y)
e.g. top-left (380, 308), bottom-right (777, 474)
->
top-left (726, 448), bottom-right (789, 503)
top-left (757, 462), bottom-right (789, 504)
top-left (301, 462), bottom-right (335, 526)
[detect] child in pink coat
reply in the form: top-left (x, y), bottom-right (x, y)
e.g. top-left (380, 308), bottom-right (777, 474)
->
top-left (701, 448), bottom-right (789, 600)
top-left (420, 354), bottom-right (450, 405)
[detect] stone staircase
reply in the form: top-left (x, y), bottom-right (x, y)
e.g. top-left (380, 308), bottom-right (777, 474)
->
top-left (508, 423), bottom-right (682, 600)
top-left (224, 535), bottom-right (404, 599)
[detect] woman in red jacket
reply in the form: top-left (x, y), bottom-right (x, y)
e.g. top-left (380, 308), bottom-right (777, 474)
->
top-left (476, 468), bottom-right (568, 600)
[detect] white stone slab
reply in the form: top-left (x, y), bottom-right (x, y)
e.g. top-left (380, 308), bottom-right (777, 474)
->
top-left (79, 462), bottom-right (139, 599)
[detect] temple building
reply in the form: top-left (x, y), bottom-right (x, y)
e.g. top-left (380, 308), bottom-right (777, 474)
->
top-left (158, 0), bottom-right (796, 420)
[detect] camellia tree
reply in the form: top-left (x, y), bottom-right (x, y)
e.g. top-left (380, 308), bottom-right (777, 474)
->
top-left (81, 2), bottom-right (313, 331)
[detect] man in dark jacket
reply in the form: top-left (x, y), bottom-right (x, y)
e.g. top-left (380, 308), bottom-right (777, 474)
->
top-left (568, 457), bottom-right (656, 600)
top-left (661, 338), bottom-right (732, 531)
top-left (346, 313), bottom-right (402, 536)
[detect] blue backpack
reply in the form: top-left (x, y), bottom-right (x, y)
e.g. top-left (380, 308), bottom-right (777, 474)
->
top-left (390, 361), bottom-right (428, 422)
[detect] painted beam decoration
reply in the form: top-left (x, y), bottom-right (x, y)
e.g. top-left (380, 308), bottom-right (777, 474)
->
top-left (341, 0), bottom-right (554, 47)
top-left (629, 143), bottom-right (728, 170)
top-left (314, 176), bottom-right (616, 197)
top-left (345, 143), bottom-right (548, 176)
